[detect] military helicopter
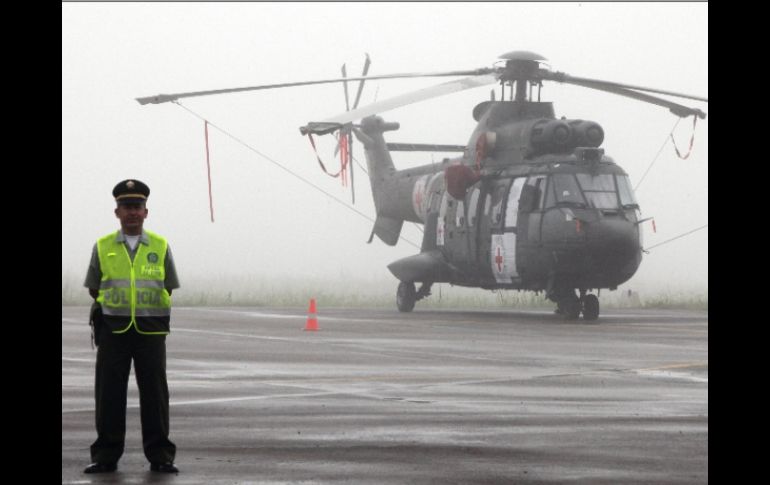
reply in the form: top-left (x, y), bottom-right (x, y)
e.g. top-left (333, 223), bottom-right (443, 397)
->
top-left (137, 51), bottom-right (707, 320)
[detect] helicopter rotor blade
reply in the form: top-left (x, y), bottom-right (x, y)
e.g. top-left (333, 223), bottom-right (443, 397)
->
top-left (321, 73), bottom-right (499, 125)
top-left (341, 64), bottom-right (350, 112)
top-left (335, 54), bottom-right (371, 155)
top-left (581, 82), bottom-right (706, 119)
top-left (352, 53), bottom-right (371, 110)
top-left (135, 67), bottom-right (495, 105)
top-left (543, 71), bottom-right (707, 103)
top-left (539, 70), bottom-right (708, 119)
top-left (540, 69), bottom-right (707, 118)
top-left (335, 64), bottom-right (351, 158)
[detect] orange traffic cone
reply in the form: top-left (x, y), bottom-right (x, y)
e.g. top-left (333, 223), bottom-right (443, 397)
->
top-left (304, 298), bottom-right (319, 331)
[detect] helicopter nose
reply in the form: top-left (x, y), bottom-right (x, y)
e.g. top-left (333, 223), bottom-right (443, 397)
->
top-left (583, 217), bottom-right (642, 280)
top-left (586, 217), bottom-right (638, 249)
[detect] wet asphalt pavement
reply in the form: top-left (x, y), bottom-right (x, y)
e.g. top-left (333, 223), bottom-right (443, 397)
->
top-left (62, 305), bottom-right (707, 484)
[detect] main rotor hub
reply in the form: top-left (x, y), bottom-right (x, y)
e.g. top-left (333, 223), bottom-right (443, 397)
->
top-left (498, 50), bottom-right (547, 83)
top-left (501, 59), bottom-right (540, 83)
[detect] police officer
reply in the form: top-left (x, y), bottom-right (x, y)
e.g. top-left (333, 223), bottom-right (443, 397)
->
top-left (83, 179), bottom-right (180, 474)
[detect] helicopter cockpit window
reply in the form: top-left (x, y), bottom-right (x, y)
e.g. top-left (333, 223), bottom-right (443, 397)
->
top-left (552, 174), bottom-right (586, 207)
top-left (576, 174), bottom-right (619, 209)
top-left (616, 175), bottom-right (639, 208)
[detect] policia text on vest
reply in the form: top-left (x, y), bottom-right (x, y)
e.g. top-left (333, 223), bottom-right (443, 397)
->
top-left (96, 229), bottom-right (172, 334)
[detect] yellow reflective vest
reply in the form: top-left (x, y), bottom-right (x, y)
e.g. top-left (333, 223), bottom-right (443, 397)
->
top-left (96, 230), bottom-right (172, 334)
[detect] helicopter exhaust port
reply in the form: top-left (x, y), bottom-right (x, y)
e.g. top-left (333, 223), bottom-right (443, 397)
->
top-left (523, 118), bottom-right (605, 156)
top-left (529, 119), bottom-right (572, 152)
top-left (568, 120), bottom-right (604, 147)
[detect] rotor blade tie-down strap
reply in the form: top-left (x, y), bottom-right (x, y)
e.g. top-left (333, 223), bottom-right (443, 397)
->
top-left (670, 115), bottom-right (698, 160)
top-left (204, 120), bottom-right (215, 222)
top-left (307, 133), bottom-right (343, 178)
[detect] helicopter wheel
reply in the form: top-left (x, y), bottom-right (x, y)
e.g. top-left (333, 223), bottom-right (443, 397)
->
top-left (396, 281), bottom-right (417, 312)
top-left (557, 295), bottom-right (582, 320)
top-left (582, 294), bottom-right (600, 321)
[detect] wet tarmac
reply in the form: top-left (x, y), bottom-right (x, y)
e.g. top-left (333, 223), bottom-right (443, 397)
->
top-left (62, 305), bottom-right (708, 484)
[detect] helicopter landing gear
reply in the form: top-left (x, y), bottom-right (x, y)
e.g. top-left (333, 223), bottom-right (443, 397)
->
top-left (396, 281), bottom-right (432, 312)
top-left (550, 286), bottom-right (581, 319)
top-left (551, 287), bottom-right (600, 321)
top-left (556, 294), bottom-right (582, 320)
top-left (582, 293), bottom-right (600, 321)
top-left (397, 282), bottom-right (416, 312)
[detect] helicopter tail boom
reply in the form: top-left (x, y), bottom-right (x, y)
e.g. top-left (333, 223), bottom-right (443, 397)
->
top-left (354, 116), bottom-right (406, 245)
top-left (369, 216), bottom-right (404, 246)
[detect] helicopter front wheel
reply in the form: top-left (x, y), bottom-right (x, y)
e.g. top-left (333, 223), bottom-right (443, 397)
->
top-left (396, 281), bottom-right (416, 312)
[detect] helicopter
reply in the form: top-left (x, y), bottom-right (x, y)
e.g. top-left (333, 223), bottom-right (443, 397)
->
top-left (136, 51), bottom-right (707, 320)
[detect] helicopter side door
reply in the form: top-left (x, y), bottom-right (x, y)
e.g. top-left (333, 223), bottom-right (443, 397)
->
top-left (515, 175), bottom-right (550, 284)
top-left (476, 179), bottom-right (505, 284)
top-left (441, 191), bottom-right (462, 264)
top-left (516, 175), bottom-right (548, 243)
top-left (496, 177), bottom-right (526, 283)
top-left (447, 182), bottom-right (481, 280)
top-left (477, 177), bottom-right (526, 285)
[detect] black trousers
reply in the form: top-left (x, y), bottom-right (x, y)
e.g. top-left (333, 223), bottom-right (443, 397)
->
top-left (90, 329), bottom-right (176, 464)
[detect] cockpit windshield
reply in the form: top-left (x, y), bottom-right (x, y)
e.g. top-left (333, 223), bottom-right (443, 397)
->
top-left (550, 173), bottom-right (637, 210)
top-left (552, 174), bottom-right (586, 206)
top-left (576, 174), bottom-right (618, 209)
top-left (616, 175), bottom-right (638, 208)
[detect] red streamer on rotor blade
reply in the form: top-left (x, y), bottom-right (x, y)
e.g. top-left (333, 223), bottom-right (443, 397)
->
top-left (671, 116), bottom-right (698, 160)
top-left (307, 134), bottom-right (343, 178)
top-left (204, 121), bottom-right (215, 223)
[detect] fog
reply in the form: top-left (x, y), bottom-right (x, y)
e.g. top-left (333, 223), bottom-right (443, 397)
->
top-left (62, 3), bottom-right (707, 301)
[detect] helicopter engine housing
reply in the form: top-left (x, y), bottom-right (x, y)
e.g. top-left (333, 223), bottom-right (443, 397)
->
top-left (568, 120), bottom-right (604, 148)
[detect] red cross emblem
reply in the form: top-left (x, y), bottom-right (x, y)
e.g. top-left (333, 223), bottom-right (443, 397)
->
top-left (415, 190), bottom-right (423, 211)
top-left (495, 246), bottom-right (504, 272)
